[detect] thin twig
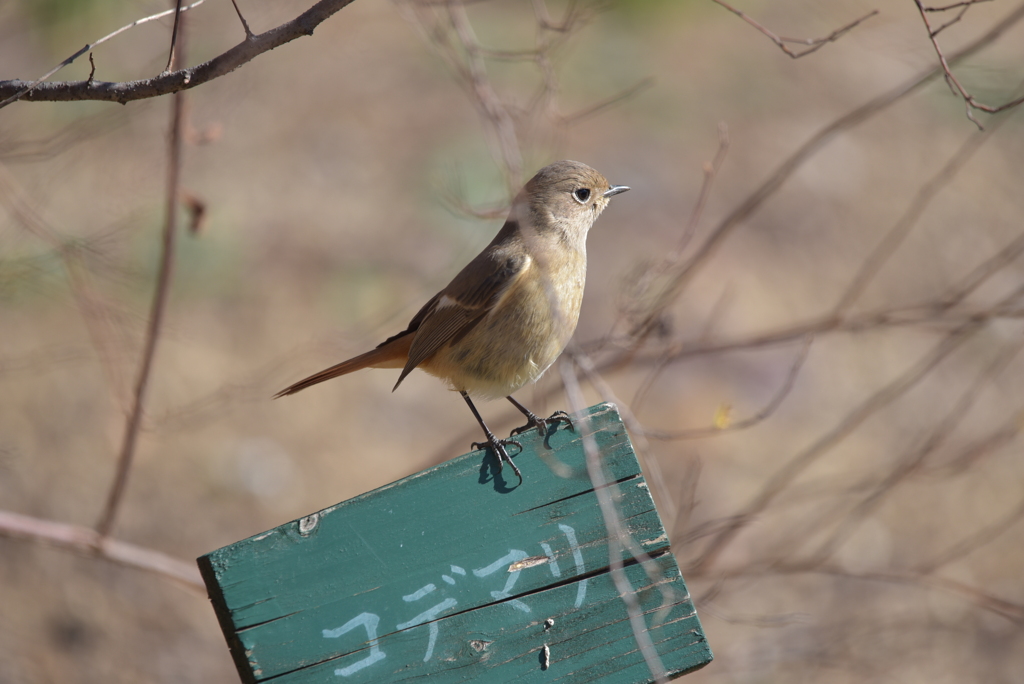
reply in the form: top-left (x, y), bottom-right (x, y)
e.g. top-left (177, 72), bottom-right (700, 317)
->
top-left (710, 563), bottom-right (1024, 624)
top-left (542, 295), bottom-right (1024, 450)
top-left (447, 2), bottom-right (524, 190)
top-left (625, 213), bottom-right (1024, 373)
top-left (613, 124), bottom-right (730, 352)
top-left (712, 1), bottom-right (879, 59)
top-left (0, 0), bottom-right (358, 107)
top-left (561, 78), bottom-right (655, 124)
top-left (619, 0), bottom-right (1024, 344)
top-left (914, 0), bottom-right (1024, 128)
top-left (792, 337), bottom-right (1024, 568)
top-left (399, 0), bottom-right (604, 201)
top-left (923, 0), bottom-right (996, 38)
top-left (831, 107), bottom-right (1009, 315)
top-left (230, 0), bottom-right (255, 39)
top-left (941, 230), bottom-right (1024, 308)
top-left (676, 122), bottom-right (730, 257)
top-left (617, 104), bottom-right (1013, 439)
top-left (642, 335), bottom-right (812, 440)
top-left (688, 319), bottom-right (983, 574)
top-left (163, 0), bottom-right (186, 75)
top-left (95, 17), bottom-right (190, 539)
top-left (923, 413), bottom-right (1022, 476)
top-left (918, 493), bottom-right (1024, 573)
top-left (651, 301), bottom-right (1024, 364)
top-left (0, 0), bottom-right (206, 108)
top-left (0, 163), bottom-right (132, 408)
top-left (924, 0), bottom-right (995, 11)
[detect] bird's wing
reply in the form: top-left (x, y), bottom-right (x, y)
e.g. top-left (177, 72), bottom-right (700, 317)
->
top-left (393, 241), bottom-right (530, 390)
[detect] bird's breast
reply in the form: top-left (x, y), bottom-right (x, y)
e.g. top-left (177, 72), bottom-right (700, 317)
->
top-left (425, 251), bottom-right (586, 398)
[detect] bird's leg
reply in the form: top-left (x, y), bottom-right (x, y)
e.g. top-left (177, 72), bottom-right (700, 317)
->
top-left (506, 395), bottom-right (574, 438)
top-left (461, 391), bottom-right (522, 484)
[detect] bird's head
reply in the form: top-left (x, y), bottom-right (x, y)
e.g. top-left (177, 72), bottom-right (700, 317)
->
top-left (518, 160), bottom-right (629, 249)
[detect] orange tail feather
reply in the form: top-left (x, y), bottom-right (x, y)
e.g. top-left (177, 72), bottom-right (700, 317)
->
top-left (274, 334), bottom-right (413, 398)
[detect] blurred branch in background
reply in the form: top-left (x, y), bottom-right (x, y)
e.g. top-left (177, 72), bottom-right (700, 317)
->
top-left (560, 358), bottom-right (670, 684)
top-left (0, 0), bottom-right (203, 604)
top-left (95, 5), bottom-right (190, 540)
top-left (609, 0), bottom-right (1024, 353)
top-left (0, 163), bottom-right (133, 409)
top-left (402, 7), bottom-right (682, 678)
top-left (3, 0), bottom-right (1024, 681)
top-left (401, 4), bottom-right (1024, 680)
top-left (399, 0), bottom-right (650, 200)
top-left (0, 510), bottom-right (203, 591)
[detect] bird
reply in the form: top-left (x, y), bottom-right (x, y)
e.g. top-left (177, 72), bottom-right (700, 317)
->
top-left (275, 160), bottom-right (628, 483)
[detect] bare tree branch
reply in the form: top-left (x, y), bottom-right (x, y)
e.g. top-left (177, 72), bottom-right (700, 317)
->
top-left (712, 564), bottom-right (1024, 624)
top-left (922, 0), bottom-right (996, 38)
top-left (95, 16), bottom-right (190, 539)
top-left (163, 0), bottom-right (187, 75)
top-left (924, 0), bottom-right (995, 11)
top-left (0, 0), bottom-right (358, 107)
top-left (918, 492), bottom-right (1024, 573)
top-left (0, 0), bottom-right (206, 109)
top-left (399, 0), bottom-right (607, 198)
top-left (447, 1), bottom-right (524, 189)
top-left (923, 412), bottom-right (1023, 476)
top-left (791, 338), bottom-right (1024, 568)
top-left (229, 0), bottom-right (255, 39)
top-left (914, 0), bottom-right (1024, 128)
top-left (831, 107), bottom-right (1009, 315)
top-left (561, 77), bottom-right (655, 124)
top-left (0, 509), bottom-right (203, 591)
top-left (621, 0), bottom-right (1024, 344)
top-left (642, 336), bottom-right (812, 441)
top-left (0, 163), bottom-right (133, 409)
top-left (712, 1), bottom-right (879, 59)
top-left (688, 320), bottom-right (982, 574)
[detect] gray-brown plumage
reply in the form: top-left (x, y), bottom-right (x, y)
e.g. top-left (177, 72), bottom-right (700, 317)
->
top-left (276, 160), bottom-right (628, 482)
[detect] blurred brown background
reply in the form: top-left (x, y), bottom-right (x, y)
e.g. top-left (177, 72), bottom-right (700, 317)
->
top-left (2, 0), bottom-right (1024, 682)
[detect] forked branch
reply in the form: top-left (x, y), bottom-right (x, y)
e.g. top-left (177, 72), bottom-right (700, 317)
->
top-left (712, 1), bottom-right (878, 58)
top-left (0, 0), bottom-right (358, 107)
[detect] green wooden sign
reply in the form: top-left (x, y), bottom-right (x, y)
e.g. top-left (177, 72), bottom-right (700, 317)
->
top-left (198, 403), bottom-right (712, 683)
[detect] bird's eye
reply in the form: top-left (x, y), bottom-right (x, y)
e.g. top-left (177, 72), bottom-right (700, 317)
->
top-left (572, 188), bottom-right (591, 204)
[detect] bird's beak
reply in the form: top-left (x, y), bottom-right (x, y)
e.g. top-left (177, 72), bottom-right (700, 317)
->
top-left (603, 185), bottom-right (630, 198)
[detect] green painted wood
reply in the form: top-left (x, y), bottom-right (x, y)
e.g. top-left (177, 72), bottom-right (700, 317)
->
top-left (198, 403), bottom-right (712, 683)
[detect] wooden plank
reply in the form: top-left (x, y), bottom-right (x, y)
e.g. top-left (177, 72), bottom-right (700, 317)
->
top-left (198, 403), bottom-right (712, 683)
